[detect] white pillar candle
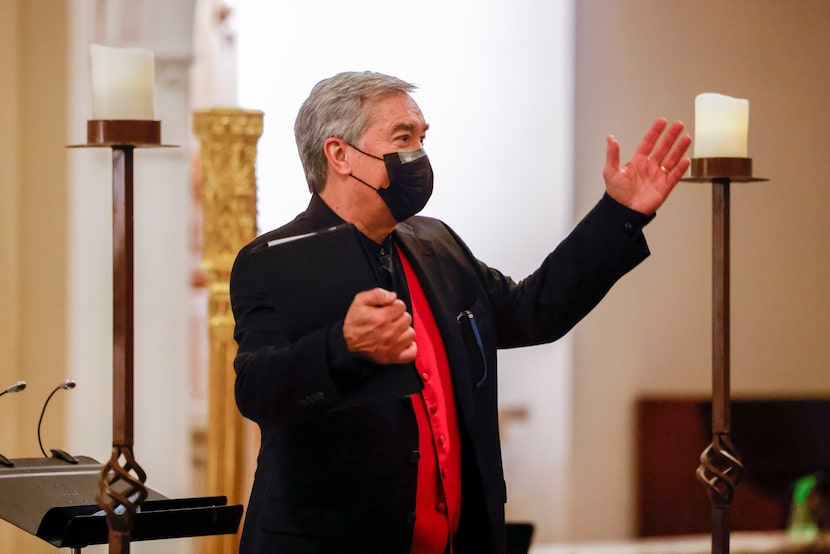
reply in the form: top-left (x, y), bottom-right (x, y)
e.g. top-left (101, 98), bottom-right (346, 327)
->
top-left (694, 92), bottom-right (749, 158)
top-left (90, 44), bottom-right (155, 120)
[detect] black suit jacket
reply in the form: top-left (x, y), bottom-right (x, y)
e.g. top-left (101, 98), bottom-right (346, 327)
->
top-left (230, 193), bottom-right (652, 553)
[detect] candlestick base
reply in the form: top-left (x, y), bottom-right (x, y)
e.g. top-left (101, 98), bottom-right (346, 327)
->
top-left (682, 157), bottom-right (767, 183)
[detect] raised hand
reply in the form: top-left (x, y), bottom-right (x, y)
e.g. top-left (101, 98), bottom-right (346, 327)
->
top-left (603, 118), bottom-right (692, 215)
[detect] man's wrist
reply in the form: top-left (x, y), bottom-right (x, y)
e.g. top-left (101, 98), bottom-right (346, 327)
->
top-left (601, 192), bottom-right (656, 237)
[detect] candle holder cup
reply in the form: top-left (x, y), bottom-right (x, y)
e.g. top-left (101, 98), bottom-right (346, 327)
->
top-left (684, 157), bottom-right (766, 183)
top-left (86, 120), bottom-right (161, 146)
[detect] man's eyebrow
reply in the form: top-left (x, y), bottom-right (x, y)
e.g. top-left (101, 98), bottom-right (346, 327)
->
top-left (392, 121), bottom-right (430, 133)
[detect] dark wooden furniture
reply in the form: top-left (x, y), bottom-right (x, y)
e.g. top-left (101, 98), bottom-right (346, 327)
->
top-left (636, 397), bottom-right (830, 537)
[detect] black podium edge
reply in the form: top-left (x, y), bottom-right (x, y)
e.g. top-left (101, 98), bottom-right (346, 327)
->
top-left (35, 496), bottom-right (242, 548)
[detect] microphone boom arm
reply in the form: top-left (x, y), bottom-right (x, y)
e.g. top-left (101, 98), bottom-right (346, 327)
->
top-left (37, 380), bottom-right (78, 464)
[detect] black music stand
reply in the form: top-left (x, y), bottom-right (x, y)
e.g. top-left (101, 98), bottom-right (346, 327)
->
top-left (0, 456), bottom-right (242, 552)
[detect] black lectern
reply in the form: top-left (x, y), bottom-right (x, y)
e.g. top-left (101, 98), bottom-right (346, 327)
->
top-left (0, 456), bottom-right (242, 552)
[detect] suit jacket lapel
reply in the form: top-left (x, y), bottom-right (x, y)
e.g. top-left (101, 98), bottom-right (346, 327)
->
top-left (393, 222), bottom-right (478, 431)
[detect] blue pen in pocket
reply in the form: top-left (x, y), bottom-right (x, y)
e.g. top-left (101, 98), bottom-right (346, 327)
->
top-left (457, 310), bottom-right (488, 389)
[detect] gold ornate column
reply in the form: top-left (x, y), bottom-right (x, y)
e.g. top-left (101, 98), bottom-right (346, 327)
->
top-left (192, 108), bottom-right (263, 554)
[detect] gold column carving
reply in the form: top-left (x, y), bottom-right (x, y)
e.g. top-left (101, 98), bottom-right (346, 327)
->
top-left (192, 108), bottom-right (263, 554)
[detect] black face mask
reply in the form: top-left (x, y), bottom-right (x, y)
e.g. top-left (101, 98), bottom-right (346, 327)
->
top-left (349, 145), bottom-right (434, 222)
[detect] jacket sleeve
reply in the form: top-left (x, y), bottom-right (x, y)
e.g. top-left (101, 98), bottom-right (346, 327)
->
top-left (230, 247), bottom-right (338, 424)
top-left (477, 193), bottom-right (654, 347)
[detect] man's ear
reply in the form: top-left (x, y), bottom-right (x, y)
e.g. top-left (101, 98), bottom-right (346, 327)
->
top-left (323, 137), bottom-right (352, 176)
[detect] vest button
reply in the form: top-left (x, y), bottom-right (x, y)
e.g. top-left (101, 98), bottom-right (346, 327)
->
top-left (408, 450), bottom-right (420, 463)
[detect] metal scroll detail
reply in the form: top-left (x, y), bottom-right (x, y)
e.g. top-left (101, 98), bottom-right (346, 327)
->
top-left (96, 446), bottom-right (149, 539)
top-left (696, 434), bottom-right (744, 506)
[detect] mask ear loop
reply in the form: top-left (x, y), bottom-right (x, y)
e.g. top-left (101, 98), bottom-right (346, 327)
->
top-left (347, 142), bottom-right (384, 161)
top-left (350, 172), bottom-right (380, 191)
top-left (346, 143), bottom-right (385, 191)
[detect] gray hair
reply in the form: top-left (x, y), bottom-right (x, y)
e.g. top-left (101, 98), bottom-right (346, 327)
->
top-left (294, 71), bottom-right (417, 194)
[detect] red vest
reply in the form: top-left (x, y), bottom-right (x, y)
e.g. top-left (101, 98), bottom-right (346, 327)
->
top-left (398, 248), bottom-right (462, 553)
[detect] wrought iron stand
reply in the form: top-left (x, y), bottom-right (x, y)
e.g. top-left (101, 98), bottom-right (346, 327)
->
top-left (73, 120), bottom-right (170, 554)
top-left (685, 157), bottom-right (767, 554)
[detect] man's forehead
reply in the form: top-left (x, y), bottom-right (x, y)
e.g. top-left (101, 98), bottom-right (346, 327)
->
top-left (367, 94), bottom-right (428, 131)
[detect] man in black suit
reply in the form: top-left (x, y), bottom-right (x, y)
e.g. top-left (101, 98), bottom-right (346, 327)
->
top-left (230, 71), bottom-right (691, 553)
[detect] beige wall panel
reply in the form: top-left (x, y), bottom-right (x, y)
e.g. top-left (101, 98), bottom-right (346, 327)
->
top-left (0, 0), bottom-right (22, 545)
top-left (572, 0), bottom-right (830, 540)
top-left (0, 0), bottom-right (68, 552)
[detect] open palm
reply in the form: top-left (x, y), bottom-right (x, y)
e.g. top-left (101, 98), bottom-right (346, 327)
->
top-left (603, 118), bottom-right (692, 215)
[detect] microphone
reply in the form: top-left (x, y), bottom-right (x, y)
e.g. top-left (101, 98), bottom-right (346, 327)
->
top-left (37, 379), bottom-right (78, 464)
top-left (0, 380), bottom-right (26, 397)
top-left (0, 380), bottom-right (26, 467)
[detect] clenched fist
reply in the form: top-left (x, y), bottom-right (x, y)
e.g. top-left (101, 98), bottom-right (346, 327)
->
top-left (343, 288), bottom-right (417, 365)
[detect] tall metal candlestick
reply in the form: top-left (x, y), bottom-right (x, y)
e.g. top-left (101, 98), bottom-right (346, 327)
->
top-left (71, 120), bottom-right (173, 554)
top-left (684, 157), bottom-right (766, 554)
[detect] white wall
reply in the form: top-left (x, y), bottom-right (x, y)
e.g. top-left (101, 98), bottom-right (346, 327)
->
top-left (235, 0), bottom-right (577, 542)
